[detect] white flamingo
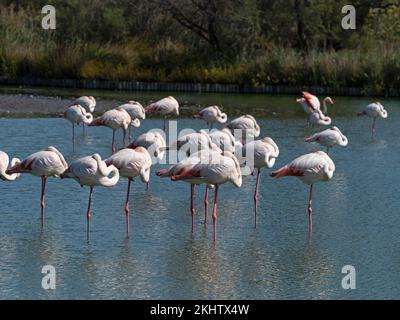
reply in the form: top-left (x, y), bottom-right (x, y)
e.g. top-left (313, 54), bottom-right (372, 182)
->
top-left (194, 106), bottom-right (228, 129)
top-left (226, 115), bottom-right (260, 143)
top-left (60, 154), bottom-right (119, 237)
top-left (297, 92), bottom-right (334, 115)
top-left (0, 151), bottom-right (20, 181)
top-left (209, 128), bottom-right (242, 155)
top-left (64, 105), bottom-right (93, 151)
top-left (118, 101), bottom-right (146, 142)
top-left (241, 137), bottom-right (279, 227)
top-left (72, 96), bottom-right (96, 113)
top-left (306, 126), bottom-right (348, 154)
top-left (170, 151), bottom-right (242, 241)
top-left (357, 102), bottom-right (388, 139)
top-left (6, 147), bottom-right (68, 227)
top-left (167, 130), bottom-right (220, 157)
top-left (89, 108), bottom-right (132, 153)
top-left (145, 96), bottom-right (179, 132)
top-left (270, 151), bottom-right (335, 234)
top-left (105, 147), bottom-right (152, 236)
top-left (308, 109), bottom-right (332, 127)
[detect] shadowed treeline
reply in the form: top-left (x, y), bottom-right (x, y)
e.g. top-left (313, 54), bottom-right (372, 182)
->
top-left (0, 0), bottom-right (399, 95)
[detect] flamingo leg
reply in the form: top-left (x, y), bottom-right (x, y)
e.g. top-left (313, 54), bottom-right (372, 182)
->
top-left (372, 118), bottom-right (377, 140)
top-left (191, 184), bottom-right (196, 233)
top-left (125, 179), bottom-right (132, 237)
top-left (204, 185), bottom-right (209, 224)
top-left (254, 168), bottom-right (261, 228)
top-left (112, 129), bottom-right (116, 154)
top-left (122, 128), bottom-right (127, 148)
top-left (87, 187), bottom-right (93, 239)
top-left (128, 126), bottom-right (132, 144)
top-left (82, 123), bottom-right (86, 135)
top-left (326, 147), bottom-right (330, 155)
top-left (212, 185), bottom-right (219, 242)
top-left (41, 176), bottom-right (47, 227)
top-left (146, 181), bottom-right (149, 192)
top-left (308, 184), bottom-right (313, 235)
top-left (72, 123), bottom-right (75, 152)
top-left (163, 117), bottom-right (166, 133)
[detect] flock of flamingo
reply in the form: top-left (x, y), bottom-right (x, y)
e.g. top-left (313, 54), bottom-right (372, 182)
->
top-left (0, 92), bottom-right (389, 240)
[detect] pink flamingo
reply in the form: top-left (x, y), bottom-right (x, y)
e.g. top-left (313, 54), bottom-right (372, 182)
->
top-left (0, 151), bottom-right (20, 181)
top-left (297, 92), bottom-right (334, 115)
top-left (170, 151), bottom-right (242, 241)
top-left (145, 96), bottom-right (179, 132)
top-left (89, 108), bottom-right (132, 153)
top-left (194, 106), bottom-right (228, 129)
top-left (105, 147), bottom-right (152, 236)
top-left (241, 137), bottom-right (279, 228)
top-left (71, 96), bottom-right (96, 134)
top-left (119, 101), bottom-right (146, 142)
top-left (6, 147), bottom-right (68, 227)
top-left (306, 126), bottom-right (348, 154)
top-left (60, 154), bottom-right (119, 237)
top-left (357, 102), bottom-right (388, 139)
top-left (64, 105), bottom-right (93, 151)
top-left (128, 132), bottom-right (166, 191)
top-left (270, 151), bottom-right (335, 234)
top-left (226, 115), bottom-right (260, 144)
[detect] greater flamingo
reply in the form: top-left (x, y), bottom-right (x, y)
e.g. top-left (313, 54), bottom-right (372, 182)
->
top-left (170, 151), bottom-right (242, 241)
top-left (64, 105), bottom-right (93, 151)
top-left (60, 154), bottom-right (119, 237)
top-left (89, 108), bottom-right (132, 153)
top-left (308, 109), bottom-right (332, 127)
top-left (6, 146), bottom-right (68, 227)
top-left (0, 151), bottom-right (20, 181)
top-left (194, 106), bottom-right (228, 129)
top-left (270, 151), bottom-right (335, 234)
top-left (71, 96), bottom-right (96, 134)
top-left (128, 131), bottom-right (166, 191)
top-left (105, 147), bottom-right (152, 236)
top-left (241, 137), bottom-right (279, 227)
top-left (145, 96), bottom-right (179, 132)
top-left (297, 92), bottom-right (334, 115)
top-left (119, 101), bottom-right (146, 142)
top-left (306, 126), bottom-right (348, 154)
top-left (226, 115), bottom-right (260, 144)
top-left (357, 102), bottom-right (388, 139)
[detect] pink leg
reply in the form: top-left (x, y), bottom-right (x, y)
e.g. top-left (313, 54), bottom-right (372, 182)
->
top-left (146, 181), bottom-right (149, 192)
top-left (212, 185), bottom-right (219, 242)
top-left (72, 124), bottom-right (75, 152)
top-left (125, 179), bottom-right (132, 237)
top-left (122, 128), bottom-right (127, 148)
top-left (87, 187), bottom-right (93, 239)
top-left (254, 168), bottom-right (261, 228)
top-left (372, 118), bottom-right (376, 140)
top-left (308, 184), bottom-right (313, 235)
top-left (191, 184), bottom-right (196, 233)
top-left (112, 129), bottom-right (116, 154)
top-left (41, 176), bottom-right (47, 227)
top-left (204, 186), bottom-right (209, 224)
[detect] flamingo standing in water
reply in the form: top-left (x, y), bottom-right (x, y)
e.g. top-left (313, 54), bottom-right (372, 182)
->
top-left (0, 151), bottom-right (20, 181)
top-left (71, 96), bottom-right (96, 134)
top-left (226, 115), bottom-right (260, 144)
top-left (6, 147), bottom-right (68, 227)
top-left (89, 108), bottom-right (132, 153)
top-left (60, 154), bottom-right (119, 237)
top-left (105, 147), bottom-right (152, 236)
top-left (357, 102), bottom-right (388, 139)
top-left (119, 101), bottom-right (146, 142)
top-left (145, 96), bottom-right (179, 132)
top-left (270, 151), bottom-right (335, 234)
top-left (306, 126), bottom-right (348, 154)
top-left (194, 106), bottom-right (228, 129)
top-left (64, 105), bottom-right (93, 151)
top-left (241, 137), bottom-right (279, 228)
top-left (297, 92), bottom-right (334, 115)
top-left (308, 109), bottom-right (332, 128)
top-left (170, 151), bottom-right (242, 241)
top-left (128, 132), bottom-right (166, 191)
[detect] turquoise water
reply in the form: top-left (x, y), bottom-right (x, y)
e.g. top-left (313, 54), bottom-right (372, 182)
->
top-left (0, 92), bottom-right (399, 299)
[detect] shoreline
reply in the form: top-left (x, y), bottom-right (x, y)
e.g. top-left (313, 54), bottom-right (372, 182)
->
top-left (1, 77), bottom-right (399, 98)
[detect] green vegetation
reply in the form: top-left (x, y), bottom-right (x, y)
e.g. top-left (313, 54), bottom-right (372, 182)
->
top-left (1, 1), bottom-right (399, 95)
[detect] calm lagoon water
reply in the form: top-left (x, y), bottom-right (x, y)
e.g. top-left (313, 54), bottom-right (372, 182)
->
top-left (0, 90), bottom-right (399, 299)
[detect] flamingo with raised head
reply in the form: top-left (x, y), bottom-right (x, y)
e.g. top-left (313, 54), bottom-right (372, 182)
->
top-left (89, 108), bottom-right (132, 153)
top-left (64, 105), bottom-right (93, 151)
top-left (0, 151), bottom-right (20, 181)
top-left (241, 137), bottom-right (279, 227)
top-left (6, 146), bottom-right (68, 227)
top-left (308, 109), bottom-right (332, 127)
top-left (226, 115), bottom-right (260, 144)
top-left (119, 101), bottom-right (146, 142)
top-left (194, 106), bottom-right (228, 129)
top-left (170, 151), bottom-right (242, 241)
top-left (306, 126), bottom-right (348, 154)
top-left (105, 147), bottom-right (152, 236)
top-left (128, 131), bottom-right (166, 191)
top-left (297, 92), bottom-right (334, 115)
top-left (270, 151), bottom-right (335, 234)
top-left (145, 96), bottom-right (179, 132)
top-left (60, 154), bottom-right (119, 237)
top-left (357, 102), bottom-right (388, 139)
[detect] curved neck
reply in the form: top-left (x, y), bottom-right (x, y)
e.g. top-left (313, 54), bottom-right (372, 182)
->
top-left (99, 165), bottom-right (120, 187)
